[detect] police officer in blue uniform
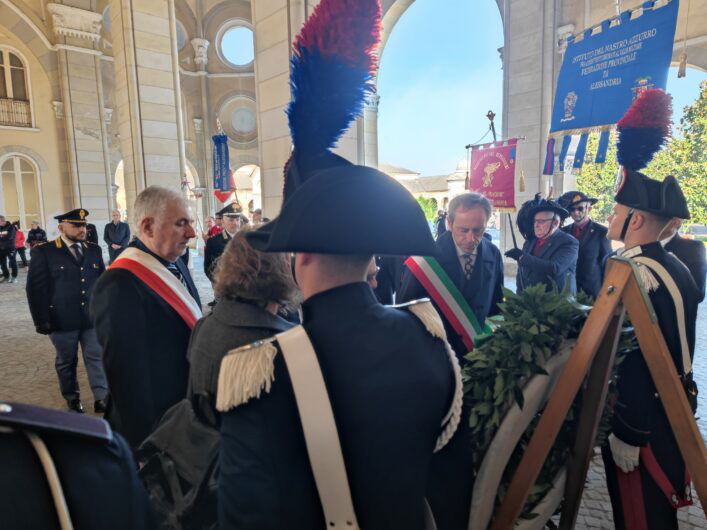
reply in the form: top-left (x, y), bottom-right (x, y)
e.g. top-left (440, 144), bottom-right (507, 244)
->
top-left (0, 400), bottom-right (155, 529)
top-left (663, 221), bottom-right (707, 303)
top-left (506, 198), bottom-right (579, 294)
top-left (558, 191), bottom-right (612, 298)
top-left (203, 203), bottom-right (246, 282)
top-left (26, 208), bottom-right (108, 413)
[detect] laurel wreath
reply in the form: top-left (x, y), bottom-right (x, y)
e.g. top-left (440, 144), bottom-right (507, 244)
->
top-left (463, 285), bottom-right (635, 519)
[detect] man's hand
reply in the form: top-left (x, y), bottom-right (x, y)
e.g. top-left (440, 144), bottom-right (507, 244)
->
top-left (504, 248), bottom-right (523, 261)
top-left (36, 323), bottom-right (52, 335)
top-left (609, 433), bottom-right (640, 473)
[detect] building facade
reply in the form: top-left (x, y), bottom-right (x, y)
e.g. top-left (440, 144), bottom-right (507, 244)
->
top-left (0, 0), bottom-right (704, 246)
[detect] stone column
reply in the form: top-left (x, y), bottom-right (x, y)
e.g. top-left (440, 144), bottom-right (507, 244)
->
top-left (252, 0), bottom-right (364, 217)
top-left (48, 3), bottom-right (112, 220)
top-left (108, 0), bottom-right (184, 216)
top-left (362, 94), bottom-right (380, 168)
top-left (191, 37), bottom-right (214, 218)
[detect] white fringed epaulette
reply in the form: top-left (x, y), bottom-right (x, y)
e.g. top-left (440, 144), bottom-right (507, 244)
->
top-left (216, 338), bottom-right (279, 412)
top-left (404, 300), bottom-right (464, 453)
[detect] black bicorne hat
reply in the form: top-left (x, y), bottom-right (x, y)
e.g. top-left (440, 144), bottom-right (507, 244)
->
top-left (615, 169), bottom-right (690, 219)
top-left (558, 191), bottom-right (598, 210)
top-left (247, 162), bottom-right (437, 256)
top-left (54, 208), bottom-right (89, 224)
top-left (516, 197), bottom-right (569, 240)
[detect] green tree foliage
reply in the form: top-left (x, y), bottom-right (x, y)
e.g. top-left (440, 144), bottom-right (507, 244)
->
top-left (416, 196), bottom-right (438, 221)
top-left (577, 81), bottom-right (707, 225)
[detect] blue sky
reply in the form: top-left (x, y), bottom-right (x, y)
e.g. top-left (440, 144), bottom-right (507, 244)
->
top-left (377, 0), bottom-right (706, 176)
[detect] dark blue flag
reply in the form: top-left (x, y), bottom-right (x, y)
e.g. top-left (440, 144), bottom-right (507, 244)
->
top-left (212, 134), bottom-right (230, 192)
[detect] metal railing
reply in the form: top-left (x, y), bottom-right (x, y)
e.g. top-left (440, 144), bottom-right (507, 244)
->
top-left (0, 98), bottom-right (31, 127)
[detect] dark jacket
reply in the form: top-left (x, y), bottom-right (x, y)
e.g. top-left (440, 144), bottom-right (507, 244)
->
top-left (0, 402), bottom-right (155, 530)
top-left (0, 221), bottom-right (16, 250)
top-left (561, 220), bottom-right (611, 298)
top-left (219, 283), bottom-right (455, 529)
top-left (374, 255), bottom-right (406, 305)
top-left (86, 223), bottom-right (99, 245)
top-left (398, 231), bottom-right (504, 359)
top-left (104, 221), bottom-right (131, 258)
top-left (204, 231), bottom-right (231, 281)
top-left (518, 229), bottom-right (578, 294)
top-left (610, 243), bottom-right (698, 497)
top-left (91, 240), bottom-right (201, 448)
top-left (665, 233), bottom-right (706, 303)
top-left (27, 227), bottom-right (47, 247)
top-left (26, 237), bottom-right (105, 332)
top-left (188, 298), bottom-right (294, 411)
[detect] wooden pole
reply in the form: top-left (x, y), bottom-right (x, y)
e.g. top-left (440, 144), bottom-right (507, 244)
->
top-left (490, 263), bottom-right (631, 529)
top-left (559, 308), bottom-right (625, 529)
top-left (623, 277), bottom-right (707, 509)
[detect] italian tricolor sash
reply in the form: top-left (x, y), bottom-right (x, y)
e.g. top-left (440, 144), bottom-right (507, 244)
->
top-left (110, 247), bottom-right (202, 329)
top-left (405, 256), bottom-right (491, 351)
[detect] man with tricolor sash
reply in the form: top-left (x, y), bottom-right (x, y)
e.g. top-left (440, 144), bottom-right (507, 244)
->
top-left (399, 192), bottom-right (503, 359)
top-left (92, 186), bottom-right (202, 448)
top-left (399, 192), bottom-right (503, 530)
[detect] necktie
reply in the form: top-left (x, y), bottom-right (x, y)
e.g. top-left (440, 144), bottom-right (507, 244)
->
top-left (463, 254), bottom-right (474, 280)
top-left (167, 262), bottom-right (189, 290)
top-left (71, 243), bottom-right (83, 263)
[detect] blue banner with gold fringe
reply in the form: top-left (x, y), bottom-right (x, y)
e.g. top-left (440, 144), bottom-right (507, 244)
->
top-left (550, 0), bottom-right (678, 137)
top-left (212, 134), bottom-right (230, 192)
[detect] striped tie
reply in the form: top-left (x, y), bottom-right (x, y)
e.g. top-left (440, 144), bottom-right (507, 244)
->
top-left (167, 262), bottom-right (188, 290)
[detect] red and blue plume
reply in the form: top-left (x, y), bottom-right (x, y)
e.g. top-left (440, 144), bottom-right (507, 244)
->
top-left (616, 89), bottom-right (672, 171)
top-left (287, 0), bottom-right (381, 156)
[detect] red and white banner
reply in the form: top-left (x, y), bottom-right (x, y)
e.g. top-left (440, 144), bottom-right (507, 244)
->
top-left (468, 139), bottom-right (518, 211)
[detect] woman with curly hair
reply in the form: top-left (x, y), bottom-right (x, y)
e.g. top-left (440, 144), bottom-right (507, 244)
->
top-left (187, 229), bottom-right (299, 414)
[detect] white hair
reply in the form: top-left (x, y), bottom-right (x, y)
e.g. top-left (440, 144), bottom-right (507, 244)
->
top-left (133, 186), bottom-right (187, 235)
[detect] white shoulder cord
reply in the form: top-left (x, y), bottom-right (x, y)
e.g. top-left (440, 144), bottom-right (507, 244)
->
top-left (25, 431), bottom-right (74, 530)
top-left (633, 256), bottom-right (692, 374)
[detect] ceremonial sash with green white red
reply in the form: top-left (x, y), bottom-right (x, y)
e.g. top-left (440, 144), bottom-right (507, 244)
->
top-left (405, 255), bottom-right (491, 351)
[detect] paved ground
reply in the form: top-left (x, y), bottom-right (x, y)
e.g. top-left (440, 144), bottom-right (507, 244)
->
top-left (0, 259), bottom-right (704, 528)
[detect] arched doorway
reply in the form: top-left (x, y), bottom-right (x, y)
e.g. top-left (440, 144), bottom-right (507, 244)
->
top-left (377, 0), bottom-right (504, 185)
top-left (114, 160), bottom-right (126, 216)
top-left (0, 153), bottom-right (42, 229)
top-left (232, 164), bottom-right (261, 214)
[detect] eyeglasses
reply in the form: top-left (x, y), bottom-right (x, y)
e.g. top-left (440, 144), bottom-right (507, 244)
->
top-left (534, 218), bottom-right (554, 225)
top-left (569, 206), bottom-right (587, 213)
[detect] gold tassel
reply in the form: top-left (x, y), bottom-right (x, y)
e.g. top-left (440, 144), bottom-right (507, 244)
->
top-left (519, 169), bottom-right (526, 193)
top-left (677, 51), bottom-right (687, 78)
top-left (216, 339), bottom-right (278, 412)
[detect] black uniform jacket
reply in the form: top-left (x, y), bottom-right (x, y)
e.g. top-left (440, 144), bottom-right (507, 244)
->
top-left (561, 220), bottom-right (611, 298)
top-left (91, 240), bottom-right (201, 448)
top-left (27, 227), bottom-right (47, 246)
top-left (0, 402), bottom-right (155, 529)
top-left (104, 221), bottom-right (131, 249)
top-left (374, 255), bottom-right (405, 304)
top-left (665, 233), bottom-right (707, 303)
top-left (0, 221), bottom-right (16, 250)
top-left (518, 229), bottom-right (578, 294)
top-left (204, 231), bottom-right (231, 281)
top-left (219, 283), bottom-right (455, 529)
top-left (26, 237), bottom-right (105, 332)
top-left (610, 243), bottom-right (698, 489)
top-left (398, 231), bottom-right (504, 359)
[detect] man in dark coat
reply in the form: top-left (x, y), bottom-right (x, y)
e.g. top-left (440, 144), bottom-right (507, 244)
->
top-left (435, 209), bottom-right (448, 239)
top-left (373, 255), bottom-right (405, 304)
top-left (203, 204), bottom-right (244, 282)
top-left (506, 199), bottom-right (578, 294)
top-left (663, 223), bottom-right (706, 303)
top-left (398, 192), bottom-right (503, 529)
top-left (27, 220), bottom-right (47, 249)
top-left (92, 186), bottom-right (201, 448)
top-left (0, 214), bottom-right (18, 283)
top-left (104, 209), bottom-right (131, 264)
top-left (0, 401), bottom-right (155, 529)
top-left (217, 162), bottom-right (460, 530)
top-left (602, 170), bottom-right (699, 530)
top-left (559, 191), bottom-right (612, 298)
top-left (26, 208), bottom-right (108, 413)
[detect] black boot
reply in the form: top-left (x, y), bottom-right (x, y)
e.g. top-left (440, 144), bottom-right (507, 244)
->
top-left (67, 398), bottom-right (84, 413)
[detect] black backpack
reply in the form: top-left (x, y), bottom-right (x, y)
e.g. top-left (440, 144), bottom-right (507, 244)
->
top-left (138, 395), bottom-right (220, 530)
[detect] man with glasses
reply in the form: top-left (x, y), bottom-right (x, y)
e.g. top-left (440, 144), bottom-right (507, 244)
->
top-left (506, 198), bottom-right (578, 294)
top-left (559, 191), bottom-right (611, 298)
top-left (26, 209), bottom-right (108, 413)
